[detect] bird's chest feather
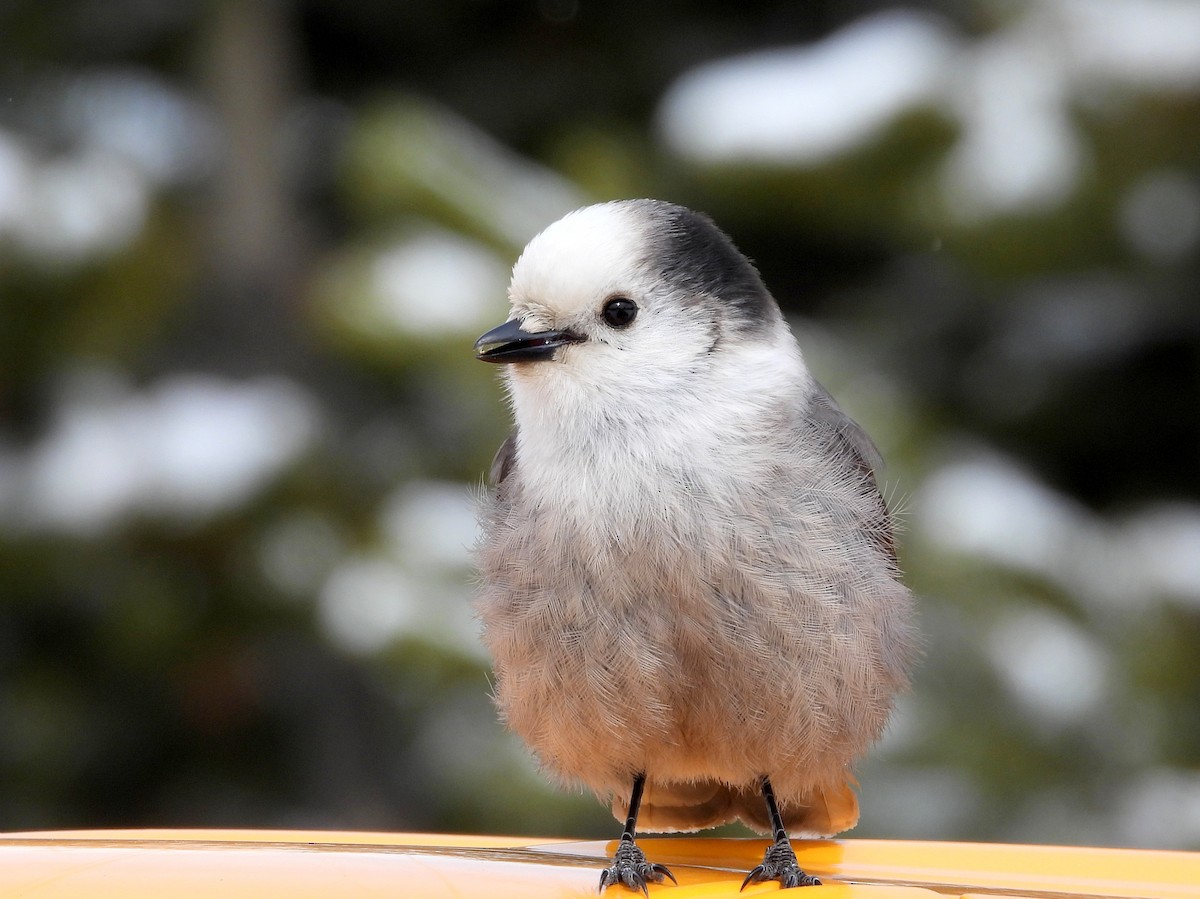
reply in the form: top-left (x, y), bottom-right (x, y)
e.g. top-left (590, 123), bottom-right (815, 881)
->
top-left (500, 429), bottom-right (796, 634)
top-left (491, 374), bottom-right (837, 642)
top-left (516, 398), bottom-right (766, 532)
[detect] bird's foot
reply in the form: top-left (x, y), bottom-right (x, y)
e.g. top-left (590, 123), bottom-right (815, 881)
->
top-left (599, 838), bottom-right (677, 896)
top-left (740, 838), bottom-right (820, 890)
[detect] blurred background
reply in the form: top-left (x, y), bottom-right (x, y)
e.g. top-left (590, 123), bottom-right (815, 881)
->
top-left (1, 0), bottom-right (1198, 850)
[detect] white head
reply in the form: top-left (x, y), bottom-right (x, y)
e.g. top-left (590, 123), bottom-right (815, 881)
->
top-left (474, 200), bottom-right (812, 469)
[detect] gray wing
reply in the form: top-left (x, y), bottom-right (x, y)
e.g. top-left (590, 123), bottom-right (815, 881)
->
top-left (489, 429), bottom-right (518, 488)
top-left (807, 381), bottom-right (884, 482)
top-left (806, 381), bottom-right (896, 562)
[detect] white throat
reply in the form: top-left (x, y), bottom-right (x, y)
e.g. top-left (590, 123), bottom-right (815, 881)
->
top-left (507, 326), bottom-right (812, 524)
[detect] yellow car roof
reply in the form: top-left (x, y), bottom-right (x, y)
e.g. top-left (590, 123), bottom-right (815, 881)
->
top-left (0, 830), bottom-right (1196, 898)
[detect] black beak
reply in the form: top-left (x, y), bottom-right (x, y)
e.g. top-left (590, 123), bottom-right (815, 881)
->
top-left (474, 318), bottom-right (583, 364)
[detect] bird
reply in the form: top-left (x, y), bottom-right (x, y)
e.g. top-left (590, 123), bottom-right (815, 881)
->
top-left (472, 199), bottom-right (915, 892)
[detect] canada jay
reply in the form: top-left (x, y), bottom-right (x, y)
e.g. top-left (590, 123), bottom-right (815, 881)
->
top-left (473, 199), bottom-right (914, 892)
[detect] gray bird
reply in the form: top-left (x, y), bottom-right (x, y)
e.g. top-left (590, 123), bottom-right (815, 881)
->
top-left (473, 199), bottom-right (915, 892)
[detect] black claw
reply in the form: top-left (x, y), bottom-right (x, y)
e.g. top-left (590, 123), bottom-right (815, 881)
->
top-left (740, 839), bottom-right (820, 890)
top-left (740, 865), bottom-right (766, 891)
top-left (599, 839), bottom-right (674, 895)
top-left (598, 868), bottom-right (649, 898)
top-left (652, 863), bottom-right (678, 886)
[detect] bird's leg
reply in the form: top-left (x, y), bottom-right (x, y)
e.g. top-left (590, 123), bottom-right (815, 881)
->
top-left (599, 773), bottom-right (677, 896)
top-left (740, 776), bottom-right (821, 890)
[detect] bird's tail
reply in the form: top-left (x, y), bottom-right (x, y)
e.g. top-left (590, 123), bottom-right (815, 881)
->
top-left (623, 778), bottom-right (859, 838)
top-left (736, 779), bottom-right (860, 838)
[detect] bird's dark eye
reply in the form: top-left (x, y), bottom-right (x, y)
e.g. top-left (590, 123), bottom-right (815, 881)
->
top-left (601, 296), bottom-right (638, 328)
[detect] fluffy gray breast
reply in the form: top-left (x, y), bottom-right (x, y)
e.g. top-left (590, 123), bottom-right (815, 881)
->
top-left (486, 379), bottom-right (895, 569)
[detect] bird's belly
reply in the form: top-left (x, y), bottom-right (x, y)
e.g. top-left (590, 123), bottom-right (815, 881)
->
top-left (478, 566), bottom-right (882, 797)
top-left (482, 597), bottom-right (748, 791)
top-left (475, 485), bottom-right (907, 799)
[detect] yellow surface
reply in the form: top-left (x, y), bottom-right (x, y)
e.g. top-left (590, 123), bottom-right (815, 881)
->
top-left (0, 831), bottom-right (1196, 898)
